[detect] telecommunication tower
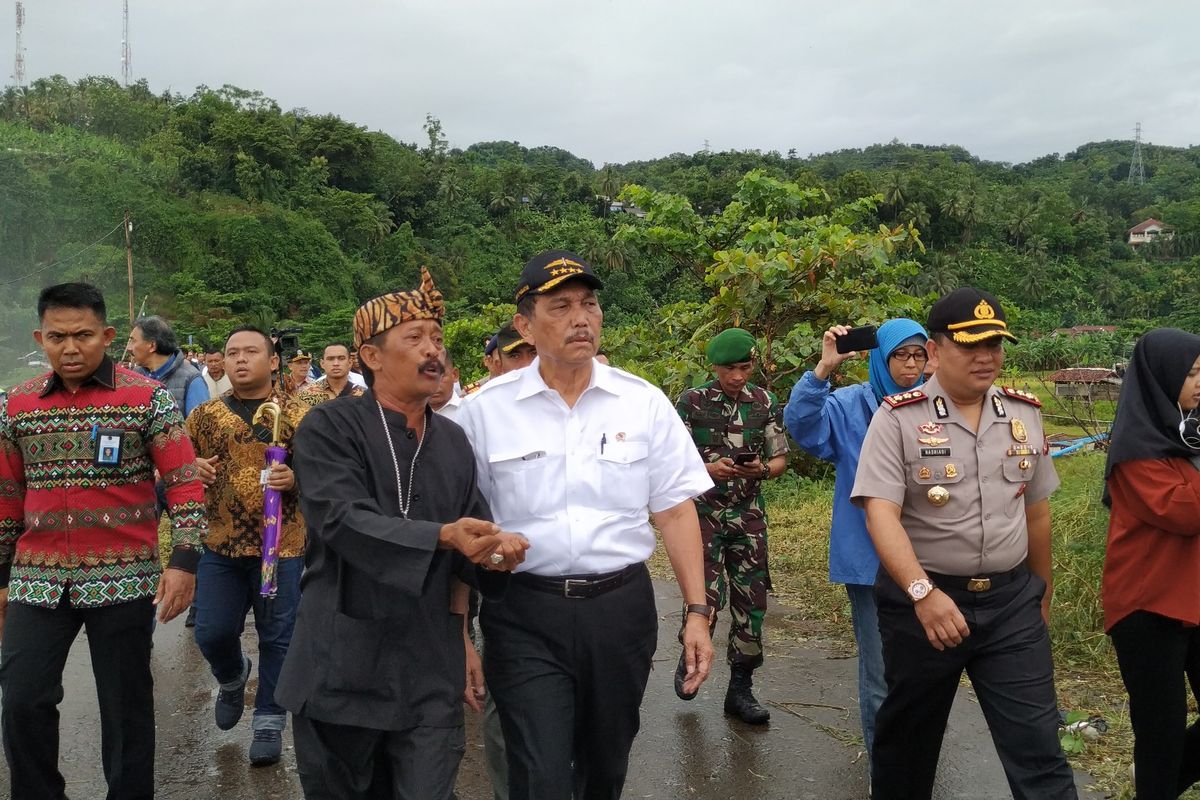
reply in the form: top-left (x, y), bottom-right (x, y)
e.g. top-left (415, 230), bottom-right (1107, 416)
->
top-left (13, 1), bottom-right (26, 87)
top-left (1128, 122), bottom-right (1146, 185)
top-left (121, 0), bottom-right (131, 87)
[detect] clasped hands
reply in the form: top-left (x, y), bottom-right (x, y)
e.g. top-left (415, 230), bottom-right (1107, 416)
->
top-left (439, 518), bottom-right (530, 571)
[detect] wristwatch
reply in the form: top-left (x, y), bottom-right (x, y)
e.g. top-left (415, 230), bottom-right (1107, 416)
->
top-left (684, 603), bottom-right (714, 621)
top-left (760, 464), bottom-right (771, 481)
top-left (906, 578), bottom-right (935, 603)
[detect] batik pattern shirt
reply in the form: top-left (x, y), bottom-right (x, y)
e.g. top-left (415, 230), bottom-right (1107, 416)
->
top-left (0, 358), bottom-right (206, 608)
top-left (185, 394), bottom-right (309, 559)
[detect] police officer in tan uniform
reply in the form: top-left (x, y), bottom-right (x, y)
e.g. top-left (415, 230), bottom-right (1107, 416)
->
top-left (852, 287), bottom-right (1078, 799)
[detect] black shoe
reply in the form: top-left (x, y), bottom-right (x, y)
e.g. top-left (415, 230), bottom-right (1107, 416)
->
top-left (184, 606), bottom-right (197, 628)
top-left (215, 655), bottom-right (251, 731)
top-left (674, 650), bottom-right (697, 701)
top-left (249, 728), bottom-right (283, 766)
top-left (724, 666), bottom-right (770, 725)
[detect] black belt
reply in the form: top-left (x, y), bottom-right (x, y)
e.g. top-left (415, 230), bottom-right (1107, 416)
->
top-left (927, 565), bottom-right (1027, 593)
top-left (513, 563), bottom-right (644, 599)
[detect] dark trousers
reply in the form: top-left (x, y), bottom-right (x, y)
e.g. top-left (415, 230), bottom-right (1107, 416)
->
top-left (0, 596), bottom-right (155, 800)
top-left (480, 564), bottom-right (658, 800)
top-left (871, 569), bottom-right (1076, 800)
top-left (292, 714), bottom-right (464, 800)
top-left (193, 551), bottom-right (302, 719)
top-left (1110, 610), bottom-right (1200, 800)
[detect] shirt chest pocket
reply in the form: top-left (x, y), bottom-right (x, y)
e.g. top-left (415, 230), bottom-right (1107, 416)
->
top-left (598, 441), bottom-right (651, 511)
top-left (1001, 455), bottom-right (1037, 484)
top-left (908, 461), bottom-right (965, 516)
top-left (487, 450), bottom-right (554, 520)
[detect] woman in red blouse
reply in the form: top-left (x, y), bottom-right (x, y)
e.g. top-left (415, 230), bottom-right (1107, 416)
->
top-left (1104, 327), bottom-right (1200, 799)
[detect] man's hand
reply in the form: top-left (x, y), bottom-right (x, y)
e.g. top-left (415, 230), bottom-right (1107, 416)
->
top-left (0, 586), bottom-right (7, 643)
top-left (154, 567), bottom-right (196, 623)
top-left (706, 457), bottom-right (738, 482)
top-left (464, 635), bottom-right (486, 713)
top-left (485, 531), bottom-right (531, 572)
top-left (439, 518), bottom-right (515, 565)
top-left (266, 463), bottom-right (295, 492)
top-left (813, 325), bottom-right (858, 381)
top-left (731, 457), bottom-right (764, 480)
top-left (913, 589), bottom-right (970, 651)
top-left (194, 455), bottom-right (219, 486)
top-left (678, 614), bottom-right (714, 696)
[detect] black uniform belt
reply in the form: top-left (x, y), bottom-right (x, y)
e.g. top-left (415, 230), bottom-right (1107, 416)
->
top-left (927, 565), bottom-right (1027, 593)
top-left (513, 563), bottom-right (644, 599)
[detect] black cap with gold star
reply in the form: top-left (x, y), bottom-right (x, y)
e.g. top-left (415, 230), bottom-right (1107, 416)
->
top-left (515, 250), bottom-right (604, 302)
top-left (927, 286), bottom-right (1018, 344)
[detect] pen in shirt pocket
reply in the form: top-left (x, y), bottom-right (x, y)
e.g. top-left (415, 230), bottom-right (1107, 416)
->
top-left (600, 433), bottom-right (606, 454)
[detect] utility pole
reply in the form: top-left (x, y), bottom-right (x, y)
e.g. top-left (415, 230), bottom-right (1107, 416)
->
top-left (13, 2), bottom-right (26, 88)
top-left (124, 211), bottom-right (134, 325)
top-left (1128, 122), bottom-right (1146, 185)
top-left (121, 0), bottom-right (131, 87)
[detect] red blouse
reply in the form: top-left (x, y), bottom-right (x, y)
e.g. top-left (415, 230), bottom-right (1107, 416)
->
top-left (1103, 458), bottom-right (1200, 631)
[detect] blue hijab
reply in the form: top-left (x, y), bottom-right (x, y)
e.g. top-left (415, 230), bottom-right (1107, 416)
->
top-left (867, 318), bottom-right (929, 402)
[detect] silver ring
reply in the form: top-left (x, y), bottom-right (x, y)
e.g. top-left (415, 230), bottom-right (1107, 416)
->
top-left (489, 553), bottom-right (504, 566)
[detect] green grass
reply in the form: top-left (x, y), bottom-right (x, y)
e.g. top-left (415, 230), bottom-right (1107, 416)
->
top-left (654, 453), bottom-right (1174, 798)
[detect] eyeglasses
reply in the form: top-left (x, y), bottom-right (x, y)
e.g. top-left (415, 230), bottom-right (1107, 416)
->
top-left (889, 349), bottom-right (928, 365)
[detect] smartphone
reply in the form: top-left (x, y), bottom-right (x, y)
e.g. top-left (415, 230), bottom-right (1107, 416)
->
top-left (835, 325), bottom-right (878, 354)
top-left (733, 452), bottom-right (758, 465)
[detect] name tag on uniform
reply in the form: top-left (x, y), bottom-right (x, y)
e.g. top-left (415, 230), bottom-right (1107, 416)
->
top-left (919, 447), bottom-right (951, 458)
top-left (94, 428), bottom-right (125, 467)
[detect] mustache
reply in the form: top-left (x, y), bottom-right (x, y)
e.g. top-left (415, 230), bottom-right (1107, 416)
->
top-left (420, 359), bottom-right (446, 375)
top-left (565, 333), bottom-right (595, 345)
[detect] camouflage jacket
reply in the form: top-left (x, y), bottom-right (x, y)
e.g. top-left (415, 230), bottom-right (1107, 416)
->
top-left (676, 380), bottom-right (788, 509)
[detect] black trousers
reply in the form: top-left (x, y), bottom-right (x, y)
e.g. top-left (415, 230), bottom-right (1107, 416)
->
top-left (480, 564), bottom-right (658, 800)
top-left (0, 596), bottom-right (155, 800)
top-left (1110, 610), bottom-right (1200, 800)
top-left (871, 569), bottom-right (1076, 800)
top-left (292, 715), bottom-right (465, 800)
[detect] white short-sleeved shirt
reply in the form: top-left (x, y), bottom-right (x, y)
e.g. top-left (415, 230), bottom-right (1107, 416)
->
top-left (457, 359), bottom-right (714, 576)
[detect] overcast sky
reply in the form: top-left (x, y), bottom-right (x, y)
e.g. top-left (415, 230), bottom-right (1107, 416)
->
top-left (5, 1), bottom-right (1198, 166)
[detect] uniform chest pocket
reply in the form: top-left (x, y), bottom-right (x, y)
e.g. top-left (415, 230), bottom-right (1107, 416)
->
top-left (1001, 455), bottom-right (1037, 483)
top-left (908, 461), bottom-right (965, 516)
top-left (488, 450), bottom-right (552, 519)
top-left (598, 442), bottom-right (651, 510)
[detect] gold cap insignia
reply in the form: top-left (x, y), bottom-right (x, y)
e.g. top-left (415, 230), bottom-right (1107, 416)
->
top-left (974, 300), bottom-right (996, 320)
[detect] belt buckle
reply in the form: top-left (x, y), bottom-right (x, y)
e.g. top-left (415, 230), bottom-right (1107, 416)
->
top-left (966, 577), bottom-right (992, 592)
top-left (562, 579), bottom-right (588, 599)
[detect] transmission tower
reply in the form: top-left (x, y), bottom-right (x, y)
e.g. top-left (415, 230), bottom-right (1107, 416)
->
top-left (1128, 122), bottom-right (1146, 185)
top-left (13, 1), bottom-right (26, 87)
top-left (121, 0), bottom-right (131, 87)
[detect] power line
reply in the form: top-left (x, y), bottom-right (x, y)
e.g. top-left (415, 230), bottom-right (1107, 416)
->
top-left (0, 221), bottom-right (125, 287)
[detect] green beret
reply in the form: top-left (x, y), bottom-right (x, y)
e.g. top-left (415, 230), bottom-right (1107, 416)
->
top-left (706, 328), bottom-right (757, 366)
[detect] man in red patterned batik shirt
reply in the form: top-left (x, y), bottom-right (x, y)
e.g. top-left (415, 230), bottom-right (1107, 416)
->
top-left (0, 283), bottom-right (206, 800)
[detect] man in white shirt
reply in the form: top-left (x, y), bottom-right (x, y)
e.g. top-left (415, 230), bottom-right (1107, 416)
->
top-left (202, 347), bottom-right (232, 398)
top-left (431, 349), bottom-right (462, 422)
top-left (457, 250), bottom-right (715, 800)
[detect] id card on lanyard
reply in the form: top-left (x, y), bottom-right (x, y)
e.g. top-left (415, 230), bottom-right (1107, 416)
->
top-left (93, 426), bottom-right (126, 467)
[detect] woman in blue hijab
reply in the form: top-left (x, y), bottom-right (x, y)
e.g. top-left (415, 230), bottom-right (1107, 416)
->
top-left (783, 318), bottom-right (928, 770)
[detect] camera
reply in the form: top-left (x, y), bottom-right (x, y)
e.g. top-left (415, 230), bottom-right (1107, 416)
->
top-left (270, 326), bottom-right (303, 358)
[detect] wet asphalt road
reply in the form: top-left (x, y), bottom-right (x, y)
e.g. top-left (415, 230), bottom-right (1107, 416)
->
top-left (0, 581), bottom-right (1099, 799)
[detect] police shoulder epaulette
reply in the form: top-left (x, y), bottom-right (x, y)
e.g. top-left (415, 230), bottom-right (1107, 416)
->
top-left (463, 380), bottom-right (483, 396)
top-left (1001, 387), bottom-right (1042, 407)
top-left (882, 389), bottom-right (928, 409)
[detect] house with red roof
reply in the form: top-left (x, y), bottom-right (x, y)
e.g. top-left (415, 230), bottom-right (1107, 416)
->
top-left (1127, 218), bottom-right (1173, 248)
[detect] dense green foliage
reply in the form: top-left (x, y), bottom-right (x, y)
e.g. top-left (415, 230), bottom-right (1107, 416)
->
top-left (2, 76), bottom-right (1198, 391)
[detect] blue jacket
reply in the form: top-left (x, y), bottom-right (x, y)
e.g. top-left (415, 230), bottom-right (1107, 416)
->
top-left (783, 371), bottom-right (880, 586)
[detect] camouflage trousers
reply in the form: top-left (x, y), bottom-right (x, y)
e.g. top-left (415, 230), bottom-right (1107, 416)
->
top-left (697, 502), bottom-right (769, 669)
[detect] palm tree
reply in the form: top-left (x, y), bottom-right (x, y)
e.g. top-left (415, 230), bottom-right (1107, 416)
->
top-left (488, 192), bottom-right (517, 216)
top-left (1007, 203), bottom-right (1036, 250)
top-left (899, 202), bottom-right (930, 233)
top-left (882, 172), bottom-right (907, 218)
top-left (438, 171), bottom-right (463, 205)
top-left (600, 166), bottom-right (621, 200)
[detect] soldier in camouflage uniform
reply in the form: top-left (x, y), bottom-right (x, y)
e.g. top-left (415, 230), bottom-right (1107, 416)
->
top-left (676, 328), bottom-right (789, 724)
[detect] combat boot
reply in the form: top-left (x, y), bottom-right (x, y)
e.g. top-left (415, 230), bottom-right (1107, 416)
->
top-left (724, 665), bottom-right (770, 724)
